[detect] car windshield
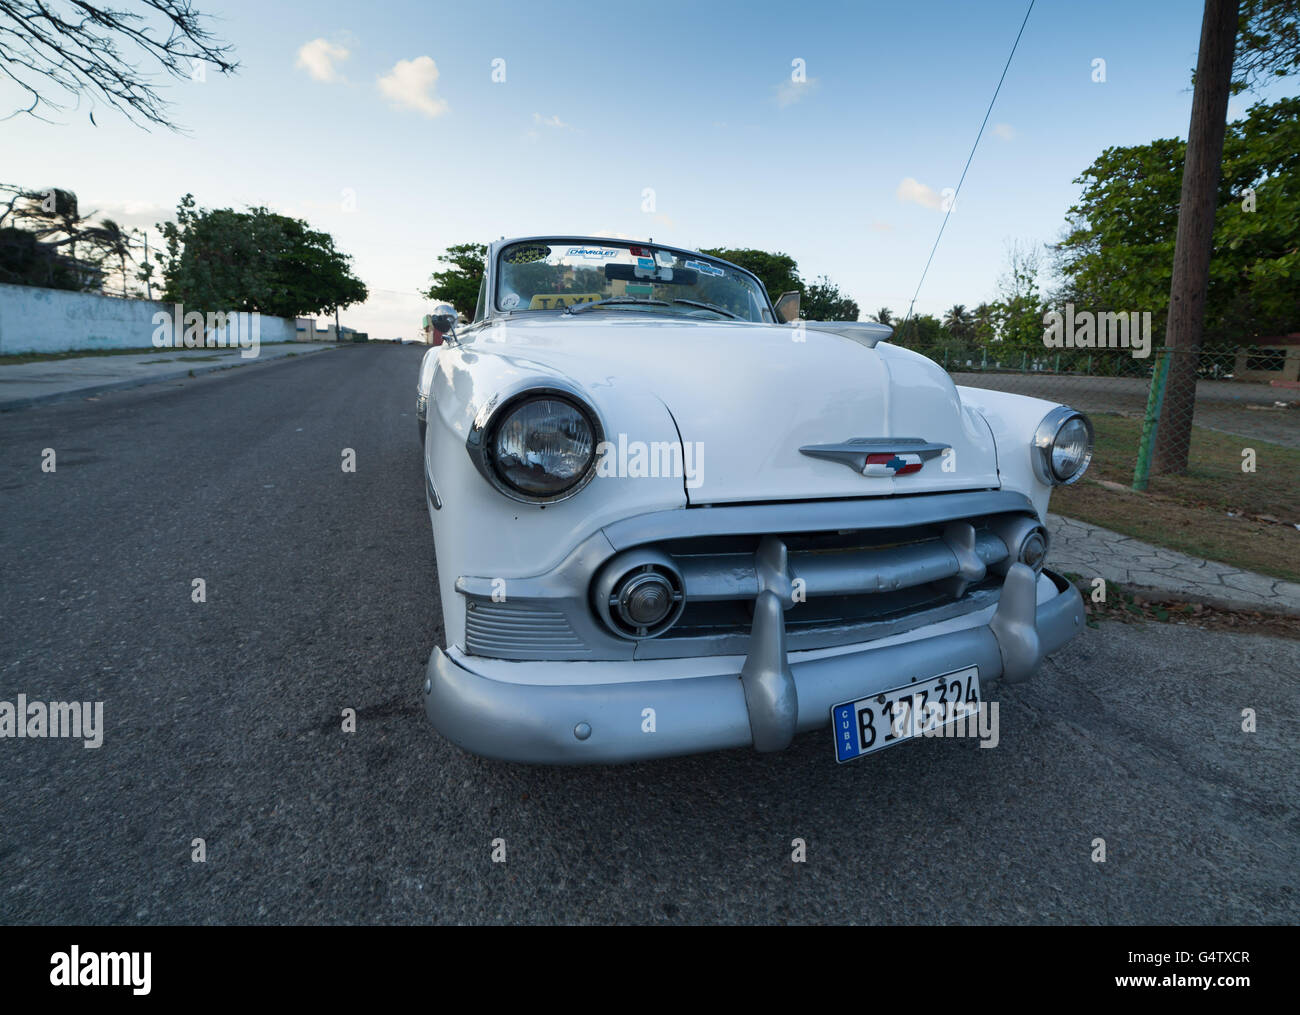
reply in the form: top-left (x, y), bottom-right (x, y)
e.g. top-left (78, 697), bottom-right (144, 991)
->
top-left (495, 241), bottom-right (773, 323)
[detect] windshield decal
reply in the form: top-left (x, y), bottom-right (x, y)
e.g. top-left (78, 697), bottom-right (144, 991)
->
top-left (685, 259), bottom-right (724, 277)
top-left (565, 246), bottom-right (619, 259)
top-left (529, 293), bottom-right (602, 310)
top-left (502, 244), bottom-right (551, 264)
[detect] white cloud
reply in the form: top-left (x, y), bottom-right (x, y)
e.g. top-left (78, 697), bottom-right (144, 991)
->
top-left (82, 198), bottom-right (171, 232)
top-left (296, 39), bottom-right (350, 83)
top-left (532, 113), bottom-right (573, 129)
top-left (896, 177), bottom-right (944, 210)
top-left (992, 122), bottom-right (1016, 140)
top-left (378, 56), bottom-right (448, 117)
top-left (775, 77), bottom-right (819, 108)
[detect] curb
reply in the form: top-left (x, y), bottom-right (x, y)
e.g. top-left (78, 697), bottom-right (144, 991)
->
top-left (1060, 572), bottom-right (1300, 620)
top-left (0, 344), bottom-right (339, 412)
top-left (1103, 584), bottom-right (1300, 619)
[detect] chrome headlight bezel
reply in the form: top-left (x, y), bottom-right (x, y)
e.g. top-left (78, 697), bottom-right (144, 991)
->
top-left (1032, 406), bottom-right (1094, 486)
top-left (466, 384), bottom-right (604, 504)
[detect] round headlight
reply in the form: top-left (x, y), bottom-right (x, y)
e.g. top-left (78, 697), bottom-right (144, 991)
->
top-left (1051, 417), bottom-right (1092, 483)
top-left (490, 396), bottom-right (596, 498)
top-left (1033, 408), bottom-right (1094, 486)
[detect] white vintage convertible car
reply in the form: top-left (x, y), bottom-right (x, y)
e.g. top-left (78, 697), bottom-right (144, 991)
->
top-left (417, 237), bottom-right (1091, 764)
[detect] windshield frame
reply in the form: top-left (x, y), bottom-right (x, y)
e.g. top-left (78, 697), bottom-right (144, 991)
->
top-left (489, 237), bottom-right (775, 323)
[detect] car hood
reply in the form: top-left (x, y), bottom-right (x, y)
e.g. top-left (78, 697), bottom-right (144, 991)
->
top-left (466, 315), bottom-right (1000, 504)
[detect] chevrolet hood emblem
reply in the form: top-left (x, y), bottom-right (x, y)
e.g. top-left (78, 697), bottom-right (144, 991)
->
top-left (799, 438), bottom-right (948, 477)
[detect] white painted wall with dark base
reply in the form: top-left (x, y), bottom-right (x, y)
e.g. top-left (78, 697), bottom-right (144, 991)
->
top-left (0, 282), bottom-right (296, 355)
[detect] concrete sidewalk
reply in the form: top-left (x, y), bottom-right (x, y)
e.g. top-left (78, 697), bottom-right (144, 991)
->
top-left (1048, 513), bottom-right (1300, 616)
top-left (0, 344), bottom-right (335, 411)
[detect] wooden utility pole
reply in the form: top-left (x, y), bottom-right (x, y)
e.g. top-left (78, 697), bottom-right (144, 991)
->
top-left (1153, 0), bottom-right (1239, 475)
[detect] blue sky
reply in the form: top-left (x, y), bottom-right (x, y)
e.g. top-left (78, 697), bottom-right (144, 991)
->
top-left (2, 0), bottom-right (1289, 337)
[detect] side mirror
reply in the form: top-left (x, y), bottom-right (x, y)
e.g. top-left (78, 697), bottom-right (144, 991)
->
top-left (775, 291), bottom-right (801, 323)
top-left (430, 303), bottom-right (458, 343)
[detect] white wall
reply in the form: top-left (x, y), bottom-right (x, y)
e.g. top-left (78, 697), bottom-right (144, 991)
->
top-left (0, 282), bottom-right (296, 355)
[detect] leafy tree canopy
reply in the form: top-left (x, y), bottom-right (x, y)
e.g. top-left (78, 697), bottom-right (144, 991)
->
top-left (424, 243), bottom-right (487, 318)
top-left (0, 184), bottom-right (110, 290)
top-left (700, 247), bottom-right (802, 305)
top-left (1233, 0), bottom-right (1300, 94)
top-left (1054, 96), bottom-right (1299, 346)
top-left (801, 275), bottom-right (860, 321)
top-left (159, 194), bottom-right (368, 318)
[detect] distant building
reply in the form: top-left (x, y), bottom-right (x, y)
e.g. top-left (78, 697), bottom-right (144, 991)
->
top-left (295, 317), bottom-right (367, 342)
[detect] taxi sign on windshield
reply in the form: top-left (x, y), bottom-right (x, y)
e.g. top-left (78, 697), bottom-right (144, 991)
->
top-left (528, 293), bottom-right (602, 310)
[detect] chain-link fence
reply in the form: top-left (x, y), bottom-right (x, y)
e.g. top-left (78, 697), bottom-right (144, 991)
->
top-left (909, 343), bottom-right (1299, 528)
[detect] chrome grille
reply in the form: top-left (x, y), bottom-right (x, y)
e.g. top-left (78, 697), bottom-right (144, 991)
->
top-left (455, 493), bottom-right (1045, 661)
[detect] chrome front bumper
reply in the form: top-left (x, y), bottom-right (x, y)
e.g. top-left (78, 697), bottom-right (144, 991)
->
top-left (423, 566), bottom-right (1085, 764)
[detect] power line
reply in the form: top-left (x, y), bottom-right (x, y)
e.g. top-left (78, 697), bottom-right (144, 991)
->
top-left (897, 0), bottom-right (1036, 337)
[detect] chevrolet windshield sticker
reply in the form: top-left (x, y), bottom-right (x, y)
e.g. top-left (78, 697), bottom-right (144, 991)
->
top-left (566, 246), bottom-right (620, 259)
top-left (685, 259), bottom-right (724, 277)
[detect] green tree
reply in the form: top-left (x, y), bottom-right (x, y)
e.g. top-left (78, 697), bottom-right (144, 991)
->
top-left (942, 304), bottom-right (973, 340)
top-left (159, 194), bottom-right (367, 317)
top-left (1156, 0), bottom-right (1299, 475)
top-left (424, 243), bottom-right (487, 318)
top-left (0, 185), bottom-right (104, 290)
top-left (992, 241), bottom-right (1046, 354)
top-left (972, 302), bottom-right (997, 344)
top-left (869, 307), bottom-right (894, 325)
top-left (700, 247), bottom-right (802, 305)
top-left (801, 275), bottom-right (860, 321)
top-left (1233, 0), bottom-right (1300, 93)
top-left (1054, 96), bottom-right (1300, 348)
top-left (704, 247), bottom-right (862, 319)
top-left (86, 217), bottom-right (133, 296)
top-left (892, 314), bottom-right (945, 347)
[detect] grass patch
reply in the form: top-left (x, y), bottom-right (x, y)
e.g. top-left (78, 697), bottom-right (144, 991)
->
top-left (1052, 412), bottom-right (1300, 583)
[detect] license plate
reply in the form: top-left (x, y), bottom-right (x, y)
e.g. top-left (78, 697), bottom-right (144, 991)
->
top-left (832, 666), bottom-right (980, 763)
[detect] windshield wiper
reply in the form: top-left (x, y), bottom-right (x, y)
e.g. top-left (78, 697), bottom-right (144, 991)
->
top-left (565, 297), bottom-right (672, 315)
top-left (671, 298), bottom-right (740, 320)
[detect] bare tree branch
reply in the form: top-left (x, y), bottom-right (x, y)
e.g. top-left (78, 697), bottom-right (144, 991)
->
top-left (0, 0), bottom-right (237, 130)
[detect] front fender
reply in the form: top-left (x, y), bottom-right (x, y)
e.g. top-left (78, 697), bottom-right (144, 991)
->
top-left (956, 386), bottom-right (1061, 520)
top-left (425, 350), bottom-right (689, 651)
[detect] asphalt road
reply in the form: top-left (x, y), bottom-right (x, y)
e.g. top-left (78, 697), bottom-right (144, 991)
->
top-left (1, 345), bottom-right (1296, 924)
